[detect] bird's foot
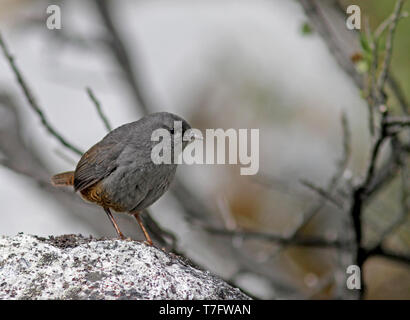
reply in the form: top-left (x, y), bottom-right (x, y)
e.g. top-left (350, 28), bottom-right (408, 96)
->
top-left (117, 233), bottom-right (132, 241)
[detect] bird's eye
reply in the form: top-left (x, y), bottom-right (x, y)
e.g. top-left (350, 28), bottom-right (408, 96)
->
top-left (169, 128), bottom-right (175, 135)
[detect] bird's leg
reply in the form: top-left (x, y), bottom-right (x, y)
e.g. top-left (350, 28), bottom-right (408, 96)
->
top-left (133, 211), bottom-right (153, 246)
top-left (104, 207), bottom-right (126, 240)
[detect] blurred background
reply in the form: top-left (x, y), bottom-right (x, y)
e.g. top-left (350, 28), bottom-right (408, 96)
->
top-left (0, 0), bottom-right (409, 299)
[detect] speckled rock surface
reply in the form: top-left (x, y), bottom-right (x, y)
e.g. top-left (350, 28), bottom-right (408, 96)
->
top-left (0, 233), bottom-right (250, 300)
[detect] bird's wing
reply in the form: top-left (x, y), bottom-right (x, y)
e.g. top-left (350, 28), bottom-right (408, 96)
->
top-left (74, 141), bottom-right (124, 192)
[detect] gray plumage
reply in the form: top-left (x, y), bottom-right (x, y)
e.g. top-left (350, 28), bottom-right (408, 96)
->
top-left (73, 112), bottom-right (191, 213)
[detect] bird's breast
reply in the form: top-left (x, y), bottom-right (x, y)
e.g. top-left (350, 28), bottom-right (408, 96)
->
top-left (100, 163), bottom-right (177, 212)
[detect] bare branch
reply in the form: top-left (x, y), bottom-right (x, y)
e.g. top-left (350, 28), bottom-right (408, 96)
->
top-left (362, 115), bottom-right (390, 190)
top-left (86, 87), bottom-right (112, 132)
top-left (300, 0), bottom-right (409, 298)
top-left (368, 149), bottom-right (409, 253)
top-left (376, 0), bottom-right (405, 103)
top-left (364, 139), bottom-right (402, 198)
top-left (385, 116), bottom-right (410, 127)
top-left (387, 76), bottom-right (409, 115)
top-left (366, 18), bottom-right (377, 136)
top-left (299, 0), bottom-right (409, 114)
top-left (94, 0), bottom-right (151, 115)
top-left (201, 225), bottom-right (351, 249)
top-left (0, 32), bottom-right (83, 156)
top-left (365, 244), bottom-right (410, 265)
top-left (287, 111), bottom-right (352, 241)
top-left (300, 179), bottom-right (344, 209)
top-left (327, 111), bottom-right (352, 189)
top-left (298, 0), bottom-right (363, 88)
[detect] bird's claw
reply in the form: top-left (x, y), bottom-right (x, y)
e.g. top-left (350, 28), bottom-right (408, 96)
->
top-left (117, 234), bottom-right (132, 241)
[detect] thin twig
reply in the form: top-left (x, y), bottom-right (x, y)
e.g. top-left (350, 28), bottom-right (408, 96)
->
top-left (336, 1), bottom-right (409, 115)
top-left (371, 152), bottom-right (409, 248)
top-left (300, 179), bottom-right (344, 209)
top-left (0, 32), bottom-right (83, 156)
top-left (376, 0), bottom-right (404, 104)
top-left (292, 112), bottom-right (351, 234)
top-left (298, 0), bottom-right (363, 88)
top-left (300, 0), bottom-right (410, 299)
top-left (387, 76), bottom-right (409, 115)
top-left (349, 1), bottom-right (406, 299)
top-left (86, 87), bottom-right (112, 132)
top-left (364, 141), bottom-right (402, 198)
top-left (385, 116), bottom-right (410, 127)
top-left (366, 18), bottom-right (377, 136)
top-left (262, 112), bottom-right (353, 260)
top-left (362, 136), bottom-right (386, 190)
top-left (94, 0), bottom-right (151, 115)
top-left (365, 244), bottom-right (410, 265)
top-left (202, 226), bottom-right (351, 249)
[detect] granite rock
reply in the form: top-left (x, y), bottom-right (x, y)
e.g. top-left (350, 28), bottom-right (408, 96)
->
top-left (0, 233), bottom-right (250, 300)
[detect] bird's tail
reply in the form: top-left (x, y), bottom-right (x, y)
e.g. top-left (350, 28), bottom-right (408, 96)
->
top-left (51, 171), bottom-right (75, 187)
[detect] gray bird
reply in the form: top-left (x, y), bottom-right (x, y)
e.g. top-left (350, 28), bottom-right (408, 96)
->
top-left (51, 112), bottom-right (193, 245)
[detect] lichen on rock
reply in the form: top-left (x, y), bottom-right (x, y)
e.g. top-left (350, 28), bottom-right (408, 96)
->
top-left (0, 233), bottom-right (249, 300)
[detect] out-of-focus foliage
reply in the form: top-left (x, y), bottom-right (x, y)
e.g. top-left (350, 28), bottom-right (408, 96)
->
top-left (341, 0), bottom-right (410, 101)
